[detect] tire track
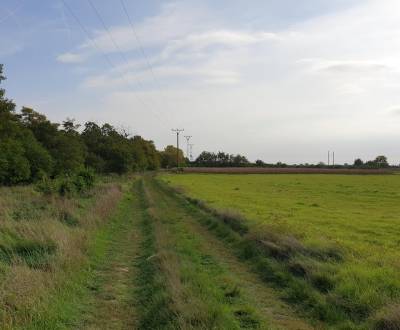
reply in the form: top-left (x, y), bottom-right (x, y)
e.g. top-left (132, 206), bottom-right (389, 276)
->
top-left (146, 176), bottom-right (314, 330)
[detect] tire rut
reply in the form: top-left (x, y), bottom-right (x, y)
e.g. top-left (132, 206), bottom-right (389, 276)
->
top-left (146, 177), bottom-right (314, 330)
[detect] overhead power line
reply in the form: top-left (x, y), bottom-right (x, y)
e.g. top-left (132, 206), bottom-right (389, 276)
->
top-left (118, 0), bottom-right (184, 129)
top-left (61, 0), bottom-right (169, 131)
top-left (86, 0), bottom-right (173, 129)
top-left (172, 129), bottom-right (184, 168)
top-left (0, 2), bottom-right (23, 25)
top-left (119, 0), bottom-right (163, 91)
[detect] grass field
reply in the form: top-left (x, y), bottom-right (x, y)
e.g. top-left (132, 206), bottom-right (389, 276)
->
top-left (161, 173), bottom-right (400, 328)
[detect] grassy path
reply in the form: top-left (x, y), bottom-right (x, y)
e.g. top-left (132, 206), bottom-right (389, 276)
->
top-left (143, 176), bottom-right (313, 330)
top-left (79, 188), bottom-right (141, 329)
top-left (29, 177), bottom-right (313, 329)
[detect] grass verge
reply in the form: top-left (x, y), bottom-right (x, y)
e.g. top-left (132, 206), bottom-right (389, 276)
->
top-left (0, 178), bottom-right (135, 329)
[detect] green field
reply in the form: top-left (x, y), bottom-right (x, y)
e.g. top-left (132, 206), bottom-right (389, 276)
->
top-left (161, 173), bottom-right (400, 328)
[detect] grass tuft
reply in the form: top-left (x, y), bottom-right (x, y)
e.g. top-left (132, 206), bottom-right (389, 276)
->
top-left (373, 305), bottom-right (400, 330)
top-left (59, 210), bottom-right (80, 227)
top-left (0, 239), bottom-right (57, 269)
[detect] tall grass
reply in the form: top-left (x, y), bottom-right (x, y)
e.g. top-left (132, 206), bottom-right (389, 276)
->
top-left (0, 178), bottom-right (124, 328)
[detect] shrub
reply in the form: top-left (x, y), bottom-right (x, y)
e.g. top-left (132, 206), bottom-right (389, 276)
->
top-left (75, 168), bottom-right (96, 191)
top-left (56, 176), bottom-right (76, 197)
top-left (36, 169), bottom-right (96, 197)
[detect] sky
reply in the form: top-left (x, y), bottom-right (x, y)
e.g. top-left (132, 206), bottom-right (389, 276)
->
top-left (1, 0), bottom-right (400, 164)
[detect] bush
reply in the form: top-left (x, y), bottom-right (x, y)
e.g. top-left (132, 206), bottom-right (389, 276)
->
top-left (75, 168), bottom-right (96, 190)
top-left (57, 176), bottom-right (76, 196)
top-left (36, 169), bottom-right (96, 197)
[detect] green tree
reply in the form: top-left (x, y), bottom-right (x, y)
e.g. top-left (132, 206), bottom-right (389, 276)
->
top-left (0, 67), bottom-right (53, 183)
top-left (0, 140), bottom-right (31, 185)
top-left (374, 155), bottom-right (389, 168)
top-left (353, 158), bottom-right (364, 167)
top-left (160, 145), bottom-right (185, 168)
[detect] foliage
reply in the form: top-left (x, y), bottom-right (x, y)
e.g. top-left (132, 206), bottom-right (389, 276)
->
top-left (159, 145), bottom-right (185, 168)
top-left (82, 122), bottom-right (160, 174)
top-left (0, 140), bottom-right (30, 185)
top-left (194, 151), bottom-right (249, 167)
top-left (0, 65), bottom-right (160, 186)
top-left (353, 158), bottom-right (364, 167)
top-left (36, 169), bottom-right (96, 197)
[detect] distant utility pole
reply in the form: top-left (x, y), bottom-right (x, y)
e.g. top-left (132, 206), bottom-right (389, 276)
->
top-left (172, 129), bottom-right (184, 168)
top-left (189, 144), bottom-right (194, 162)
top-left (184, 135), bottom-right (192, 159)
top-left (328, 151), bottom-right (330, 166)
top-left (333, 152), bottom-right (335, 166)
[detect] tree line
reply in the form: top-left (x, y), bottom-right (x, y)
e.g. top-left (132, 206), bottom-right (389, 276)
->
top-left (192, 151), bottom-right (250, 167)
top-left (1, 64), bottom-right (394, 186)
top-left (0, 65), bottom-right (183, 186)
top-left (250, 155), bottom-right (391, 169)
top-left (190, 153), bottom-right (392, 169)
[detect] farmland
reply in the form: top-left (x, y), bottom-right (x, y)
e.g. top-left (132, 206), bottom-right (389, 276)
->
top-left (160, 173), bottom-right (400, 328)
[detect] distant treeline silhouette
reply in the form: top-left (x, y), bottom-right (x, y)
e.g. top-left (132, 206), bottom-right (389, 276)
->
top-left (191, 152), bottom-right (391, 169)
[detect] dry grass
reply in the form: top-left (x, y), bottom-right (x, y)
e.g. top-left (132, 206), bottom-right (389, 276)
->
top-left (0, 180), bottom-right (124, 327)
top-left (373, 305), bottom-right (400, 330)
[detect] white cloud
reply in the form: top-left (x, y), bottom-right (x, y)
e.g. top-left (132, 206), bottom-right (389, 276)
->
top-left (57, 52), bottom-right (87, 63)
top-left (299, 59), bottom-right (393, 74)
top-left (55, 0), bottom-right (400, 164)
top-left (387, 106), bottom-right (400, 116)
top-left (160, 30), bottom-right (279, 58)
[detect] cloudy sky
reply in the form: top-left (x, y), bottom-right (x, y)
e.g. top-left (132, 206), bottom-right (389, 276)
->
top-left (1, 0), bottom-right (400, 164)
